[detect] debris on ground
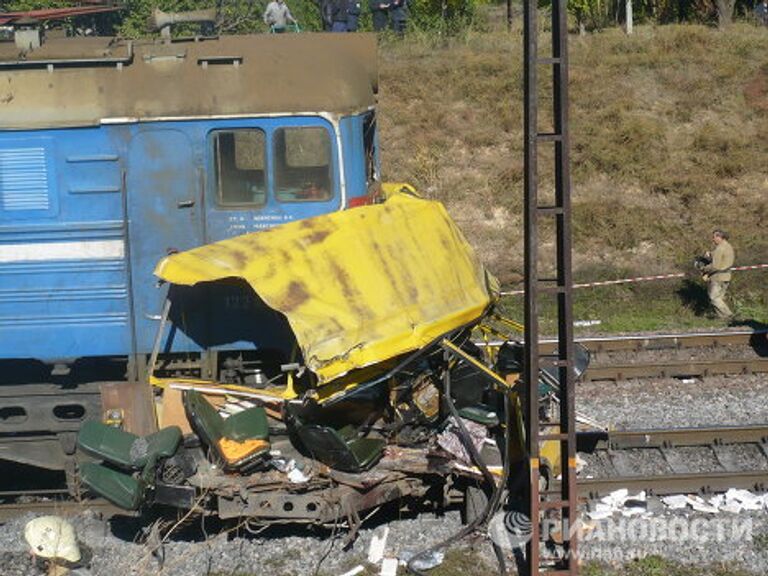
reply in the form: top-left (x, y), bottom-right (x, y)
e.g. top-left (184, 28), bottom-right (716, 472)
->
top-left (589, 487), bottom-right (768, 520)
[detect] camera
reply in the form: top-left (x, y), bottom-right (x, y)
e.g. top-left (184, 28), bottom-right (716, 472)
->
top-left (693, 254), bottom-right (712, 270)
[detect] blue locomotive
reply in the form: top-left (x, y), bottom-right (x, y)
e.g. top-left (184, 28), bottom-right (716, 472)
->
top-left (0, 28), bottom-right (381, 478)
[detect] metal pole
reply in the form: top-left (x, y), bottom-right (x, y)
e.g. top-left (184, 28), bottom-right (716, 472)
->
top-left (523, 0), bottom-right (540, 569)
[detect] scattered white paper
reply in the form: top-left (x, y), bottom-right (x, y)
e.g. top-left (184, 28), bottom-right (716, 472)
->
top-left (591, 487), bottom-right (767, 518)
top-left (719, 501), bottom-right (743, 514)
top-left (709, 494), bottom-right (724, 508)
top-left (601, 489), bottom-right (629, 507)
top-left (368, 526), bottom-right (390, 565)
top-left (400, 550), bottom-right (445, 571)
top-left (287, 467), bottom-right (309, 484)
top-left (687, 495), bottom-right (719, 514)
top-left (588, 502), bottom-right (614, 520)
top-left (338, 566), bottom-right (365, 576)
top-left (380, 557), bottom-right (398, 576)
top-left (661, 494), bottom-right (688, 509)
top-left (725, 488), bottom-right (764, 511)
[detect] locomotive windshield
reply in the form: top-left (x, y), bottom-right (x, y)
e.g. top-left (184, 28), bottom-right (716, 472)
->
top-left (214, 130), bottom-right (267, 206)
top-left (213, 126), bottom-right (334, 207)
top-left (274, 127), bottom-right (332, 202)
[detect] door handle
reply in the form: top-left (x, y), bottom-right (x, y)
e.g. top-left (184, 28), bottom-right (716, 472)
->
top-left (177, 199), bottom-right (195, 208)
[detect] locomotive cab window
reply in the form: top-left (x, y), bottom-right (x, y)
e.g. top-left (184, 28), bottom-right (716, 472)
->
top-left (363, 112), bottom-right (379, 186)
top-left (274, 127), bottom-right (333, 202)
top-left (214, 130), bottom-right (267, 206)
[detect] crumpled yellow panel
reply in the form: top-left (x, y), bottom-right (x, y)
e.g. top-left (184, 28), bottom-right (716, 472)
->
top-left (154, 193), bottom-right (498, 384)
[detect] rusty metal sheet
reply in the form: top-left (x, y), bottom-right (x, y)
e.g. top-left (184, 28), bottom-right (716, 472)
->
top-left (0, 6), bottom-right (121, 25)
top-left (0, 34), bottom-right (377, 128)
top-left (154, 194), bottom-right (498, 385)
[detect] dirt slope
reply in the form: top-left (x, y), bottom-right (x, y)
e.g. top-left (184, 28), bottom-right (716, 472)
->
top-left (377, 24), bottom-right (768, 285)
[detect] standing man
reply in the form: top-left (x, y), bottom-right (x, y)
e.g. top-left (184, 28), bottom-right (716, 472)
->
top-left (390, 0), bottom-right (408, 34)
top-left (369, 0), bottom-right (391, 31)
top-left (755, 0), bottom-right (768, 25)
top-left (701, 229), bottom-right (735, 320)
top-left (320, 0), bottom-right (334, 30)
top-left (264, 0), bottom-right (298, 32)
top-left (330, 0), bottom-right (350, 31)
top-left (347, 0), bottom-right (362, 31)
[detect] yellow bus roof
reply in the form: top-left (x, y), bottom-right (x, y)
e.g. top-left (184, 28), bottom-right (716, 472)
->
top-left (154, 193), bottom-right (498, 384)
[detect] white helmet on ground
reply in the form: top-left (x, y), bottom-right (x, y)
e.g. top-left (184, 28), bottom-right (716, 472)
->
top-left (24, 516), bottom-right (81, 563)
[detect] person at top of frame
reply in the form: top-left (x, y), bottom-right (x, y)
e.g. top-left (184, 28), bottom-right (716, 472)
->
top-left (755, 0), bottom-right (768, 25)
top-left (264, 0), bottom-right (298, 32)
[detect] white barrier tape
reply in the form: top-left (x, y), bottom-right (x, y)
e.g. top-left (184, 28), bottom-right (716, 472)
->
top-left (499, 263), bottom-right (768, 296)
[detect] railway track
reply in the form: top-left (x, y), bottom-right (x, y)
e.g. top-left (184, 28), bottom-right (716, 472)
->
top-left (0, 497), bottom-right (127, 522)
top-left (482, 329), bottom-right (768, 381)
top-left (1, 425), bottom-right (765, 521)
top-left (553, 329), bottom-right (767, 353)
top-left (574, 424), bottom-right (768, 499)
top-left (547, 328), bottom-right (768, 381)
top-left (583, 357), bottom-right (768, 381)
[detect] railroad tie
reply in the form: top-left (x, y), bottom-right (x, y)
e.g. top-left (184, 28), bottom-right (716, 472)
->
top-left (608, 451), bottom-right (637, 477)
top-left (712, 444), bottom-right (740, 473)
top-left (659, 448), bottom-right (690, 475)
top-left (758, 440), bottom-right (768, 461)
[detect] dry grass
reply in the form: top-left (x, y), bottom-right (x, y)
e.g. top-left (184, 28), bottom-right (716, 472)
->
top-left (377, 23), bottom-right (768, 285)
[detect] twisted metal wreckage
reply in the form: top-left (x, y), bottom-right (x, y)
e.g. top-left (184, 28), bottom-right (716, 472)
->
top-left (76, 192), bottom-right (589, 553)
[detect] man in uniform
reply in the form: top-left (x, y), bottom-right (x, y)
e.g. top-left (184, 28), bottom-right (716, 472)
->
top-left (347, 0), bottom-right (362, 31)
top-left (701, 229), bottom-right (735, 320)
top-left (369, 0), bottom-right (391, 31)
top-left (330, 0), bottom-right (350, 31)
top-left (390, 0), bottom-right (408, 34)
top-left (755, 0), bottom-right (768, 25)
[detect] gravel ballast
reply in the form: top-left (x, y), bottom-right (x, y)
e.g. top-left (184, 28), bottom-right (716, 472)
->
top-left (577, 373), bottom-right (768, 430)
top-left (2, 373), bottom-right (767, 575)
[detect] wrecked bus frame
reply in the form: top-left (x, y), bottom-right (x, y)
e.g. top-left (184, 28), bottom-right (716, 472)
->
top-left (77, 193), bottom-right (588, 531)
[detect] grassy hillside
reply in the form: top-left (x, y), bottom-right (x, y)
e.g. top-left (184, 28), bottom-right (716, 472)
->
top-left (376, 23), bottom-right (768, 329)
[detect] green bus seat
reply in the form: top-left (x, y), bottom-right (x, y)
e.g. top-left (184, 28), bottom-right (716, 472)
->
top-left (182, 390), bottom-right (270, 471)
top-left (77, 421), bottom-right (183, 511)
top-left (296, 424), bottom-right (386, 473)
top-left (457, 405), bottom-right (500, 427)
top-left (78, 420), bottom-right (182, 469)
top-left (79, 461), bottom-right (145, 511)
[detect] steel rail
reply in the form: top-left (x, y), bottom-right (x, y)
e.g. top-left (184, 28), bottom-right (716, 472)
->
top-left (479, 329), bottom-right (767, 353)
top-left (0, 498), bottom-right (128, 522)
top-left (583, 357), bottom-right (768, 382)
top-left (572, 424), bottom-right (768, 498)
top-left (578, 470), bottom-right (768, 498)
top-left (480, 329), bottom-right (768, 380)
top-left (567, 329), bottom-right (766, 352)
top-left (578, 424), bottom-right (768, 451)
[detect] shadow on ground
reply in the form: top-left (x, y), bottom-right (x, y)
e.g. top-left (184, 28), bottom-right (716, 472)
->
top-left (676, 278), bottom-right (710, 316)
top-left (728, 319), bottom-right (768, 357)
